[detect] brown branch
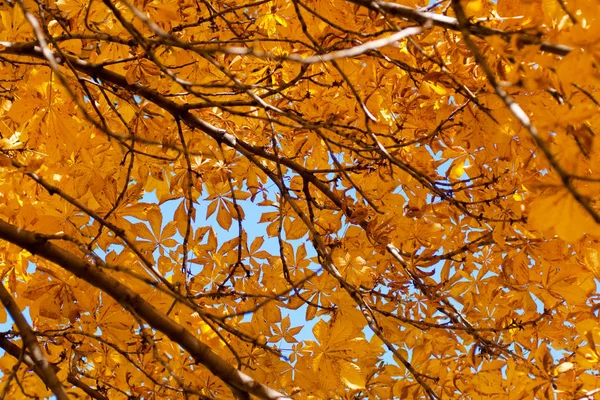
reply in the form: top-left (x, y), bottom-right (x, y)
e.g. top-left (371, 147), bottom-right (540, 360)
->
top-left (347, 0), bottom-right (573, 56)
top-left (0, 219), bottom-right (291, 400)
top-left (0, 285), bottom-right (69, 400)
top-left (175, 116), bottom-right (196, 291)
top-left (0, 334), bottom-right (108, 400)
top-left (0, 337), bottom-right (25, 400)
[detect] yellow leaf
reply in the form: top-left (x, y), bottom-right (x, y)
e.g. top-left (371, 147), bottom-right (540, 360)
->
top-left (285, 218), bottom-right (308, 240)
top-left (528, 189), bottom-right (600, 242)
top-left (465, 0), bottom-right (483, 14)
top-left (274, 15), bottom-right (287, 27)
top-left (206, 199), bottom-right (218, 218)
top-left (305, 304), bottom-right (316, 321)
top-left (584, 248), bottom-right (600, 279)
top-left (147, 206), bottom-right (163, 237)
top-left (425, 81), bottom-right (447, 95)
top-left (174, 200), bottom-right (188, 238)
top-left (250, 236), bottom-right (264, 254)
top-left (411, 343), bottom-right (429, 367)
top-left (217, 204), bottom-right (232, 230)
top-left (39, 297), bottom-right (61, 320)
top-left (553, 362), bottom-right (574, 376)
top-left (448, 158), bottom-right (467, 179)
top-left (340, 361), bottom-right (366, 390)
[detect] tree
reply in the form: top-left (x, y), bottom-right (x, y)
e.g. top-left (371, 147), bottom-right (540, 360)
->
top-left (0, 0), bottom-right (598, 398)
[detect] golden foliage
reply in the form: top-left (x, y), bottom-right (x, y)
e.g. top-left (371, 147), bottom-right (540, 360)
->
top-left (0, 0), bottom-right (598, 398)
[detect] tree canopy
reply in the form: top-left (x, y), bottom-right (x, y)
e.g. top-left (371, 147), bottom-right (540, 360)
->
top-left (0, 0), bottom-right (599, 398)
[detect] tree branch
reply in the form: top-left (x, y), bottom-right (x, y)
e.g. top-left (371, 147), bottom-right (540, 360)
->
top-left (0, 219), bottom-right (291, 400)
top-left (0, 285), bottom-right (69, 400)
top-left (0, 335), bottom-right (108, 400)
top-left (347, 0), bottom-right (573, 56)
